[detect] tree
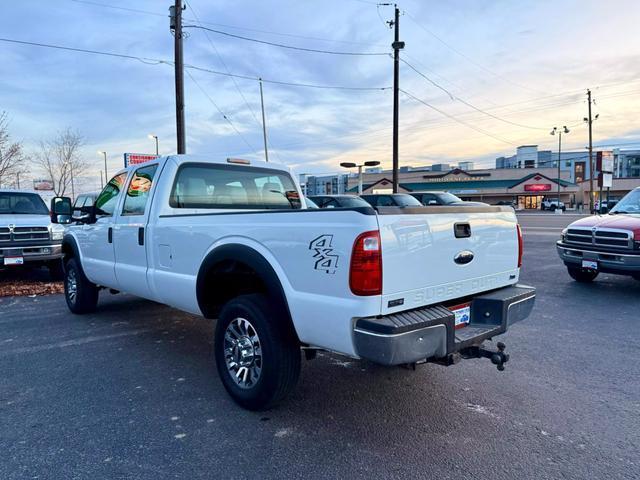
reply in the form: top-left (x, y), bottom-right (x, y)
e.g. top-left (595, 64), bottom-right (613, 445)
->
top-left (0, 111), bottom-right (28, 188)
top-left (34, 128), bottom-right (88, 197)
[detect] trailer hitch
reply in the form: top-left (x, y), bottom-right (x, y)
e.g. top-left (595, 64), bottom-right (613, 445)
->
top-left (460, 342), bottom-right (509, 371)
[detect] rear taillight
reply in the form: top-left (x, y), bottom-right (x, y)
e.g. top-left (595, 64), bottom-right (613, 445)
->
top-left (350, 230), bottom-right (382, 296)
top-left (517, 224), bottom-right (523, 268)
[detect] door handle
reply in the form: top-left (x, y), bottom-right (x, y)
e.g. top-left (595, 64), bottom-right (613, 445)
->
top-left (108, 227), bottom-right (113, 243)
top-left (138, 227), bottom-right (144, 246)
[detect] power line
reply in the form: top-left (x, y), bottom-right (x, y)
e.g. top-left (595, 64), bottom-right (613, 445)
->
top-left (403, 9), bottom-right (544, 95)
top-left (70, 0), bottom-right (386, 47)
top-left (400, 57), bottom-right (550, 131)
top-left (185, 69), bottom-right (258, 154)
top-left (184, 1), bottom-right (283, 163)
top-left (182, 24), bottom-right (389, 56)
top-left (0, 37), bottom-right (390, 91)
top-left (400, 89), bottom-right (518, 146)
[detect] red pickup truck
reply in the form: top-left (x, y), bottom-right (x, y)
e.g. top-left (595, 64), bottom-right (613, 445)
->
top-left (557, 187), bottom-right (640, 282)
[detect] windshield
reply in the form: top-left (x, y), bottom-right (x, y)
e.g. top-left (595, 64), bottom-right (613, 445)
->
top-left (394, 194), bottom-right (423, 207)
top-left (610, 189), bottom-right (640, 214)
top-left (0, 192), bottom-right (49, 215)
top-left (438, 192), bottom-right (463, 204)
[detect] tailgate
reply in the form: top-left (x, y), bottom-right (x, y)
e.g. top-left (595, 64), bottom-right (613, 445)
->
top-left (376, 206), bottom-right (520, 315)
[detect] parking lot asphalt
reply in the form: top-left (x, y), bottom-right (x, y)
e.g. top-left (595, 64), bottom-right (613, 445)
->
top-left (1, 214), bottom-right (639, 480)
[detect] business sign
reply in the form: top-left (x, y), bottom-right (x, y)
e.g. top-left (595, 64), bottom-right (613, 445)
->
top-left (524, 184), bottom-right (552, 192)
top-left (124, 153), bottom-right (159, 167)
top-left (33, 179), bottom-right (54, 191)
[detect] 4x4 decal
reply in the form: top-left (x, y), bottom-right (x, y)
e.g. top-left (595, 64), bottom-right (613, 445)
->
top-left (309, 235), bottom-right (339, 274)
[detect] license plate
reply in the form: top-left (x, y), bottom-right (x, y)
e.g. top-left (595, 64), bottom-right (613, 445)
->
top-left (582, 260), bottom-right (598, 270)
top-left (450, 303), bottom-right (471, 329)
top-left (4, 256), bottom-right (24, 266)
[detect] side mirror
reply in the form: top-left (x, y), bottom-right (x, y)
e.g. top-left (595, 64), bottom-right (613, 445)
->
top-left (78, 204), bottom-right (97, 224)
top-left (50, 197), bottom-right (72, 224)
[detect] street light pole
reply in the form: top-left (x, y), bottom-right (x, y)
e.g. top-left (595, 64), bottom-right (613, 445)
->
top-left (148, 134), bottom-right (159, 155)
top-left (550, 126), bottom-right (569, 211)
top-left (340, 161), bottom-right (381, 194)
top-left (98, 151), bottom-right (108, 179)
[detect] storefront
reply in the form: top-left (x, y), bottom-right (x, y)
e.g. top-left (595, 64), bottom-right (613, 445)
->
top-left (351, 168), bottom-right (578, 209)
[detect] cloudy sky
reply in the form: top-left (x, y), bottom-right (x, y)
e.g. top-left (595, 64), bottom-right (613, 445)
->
top-left (2, 0), bottom-right (640, 186)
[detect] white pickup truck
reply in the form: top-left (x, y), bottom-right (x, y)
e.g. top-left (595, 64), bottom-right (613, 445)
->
top-left (51, 155), bottom-right (535, 410)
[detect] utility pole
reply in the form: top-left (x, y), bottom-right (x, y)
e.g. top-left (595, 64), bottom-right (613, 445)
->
top-left (390, 5), bottom-right (404, 193)
top-left (170, 0), bottom-right (186, 154)
top-left (587, 89), bottom-right (594, 213)
top-left (259, 78), bottom-right (269, 162)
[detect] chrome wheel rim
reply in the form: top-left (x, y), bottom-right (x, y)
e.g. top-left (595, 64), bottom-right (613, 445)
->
top-left (223, 317), bottom-right (262, 389)
top-left (67, 268), bottom-right (78, 304)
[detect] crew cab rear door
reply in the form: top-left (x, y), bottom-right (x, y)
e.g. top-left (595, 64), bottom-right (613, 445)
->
top-left (113, 162), bottom-right (161, 299)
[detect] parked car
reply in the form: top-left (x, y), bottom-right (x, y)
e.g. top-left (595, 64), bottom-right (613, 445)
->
top-left (411, 191), bottom-right (488, 207)
top-left (72, 192), bottom-right (98, 217)
top-left (495, 200), bottom-right (517, 208)
top-left (557, 187), bottom-right (640, 282)
top-left (360, 193), bottom-right (424, 207)
top-left (541, 198), bottom-right (566, 211)
top-left (0, 189), bottom-right (66, 279)
top-left (304, 197), bottom-right (319, 209)
top-left (51, 155), bottom-right (535, 410)
top-left (308, 194), bottom-right (370, 209)
top-left (594, 199), bottom-right (619, 214)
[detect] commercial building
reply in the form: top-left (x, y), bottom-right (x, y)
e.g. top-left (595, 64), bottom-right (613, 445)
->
top-left (302, 173), bottom-right (350, 196)
top-left (348, 167), bottom-right (580, 209)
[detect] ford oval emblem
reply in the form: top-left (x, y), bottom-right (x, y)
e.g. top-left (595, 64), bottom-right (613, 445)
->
top-left (454, 250), bottom-right (474, 265)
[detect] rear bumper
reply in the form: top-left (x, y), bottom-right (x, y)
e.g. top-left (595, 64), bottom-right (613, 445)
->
top-left (0, 244), bottom-right (63, 264)
top-left (556, 241), bottom-right (640, 274)
top-left (353, 284), bottom-right (535, 366)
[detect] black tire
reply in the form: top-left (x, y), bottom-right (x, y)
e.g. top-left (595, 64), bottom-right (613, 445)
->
top-left (540, 205), bottom-right (545, 211)
top-left (561, 206), bottom-right (566, 212)
top-left (214, 293), bottom-right (300, 410)
top-left (48, 259), bottom-right (64, 281)
top-left (64, 257), bottom-right (99, 314)
top-left (550, 205), bottom-right (556, 211)
top-left (567, 266), bottom-right (599, 283)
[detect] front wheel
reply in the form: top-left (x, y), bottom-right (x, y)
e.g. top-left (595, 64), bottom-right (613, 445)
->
top-left (550, 205), bottom-right (557, 211)
top-left (214, 294), bottom-right (300, 410)
top-left (64, 258), bottom-right (99, 314)
top-left (567, 266), bottom-right (599, 283)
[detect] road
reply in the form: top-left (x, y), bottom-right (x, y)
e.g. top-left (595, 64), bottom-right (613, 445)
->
top-left (1, 213), bottom-right (638, 480)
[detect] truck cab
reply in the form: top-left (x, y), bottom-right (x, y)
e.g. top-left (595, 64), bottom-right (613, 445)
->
top-left (0, 189), bottom-right (65, 278)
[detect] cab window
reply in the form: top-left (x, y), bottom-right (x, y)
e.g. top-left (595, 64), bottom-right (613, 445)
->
top-left (170, 163), bottom-right (301, 210)
top-left (95, 173), bottom-right (127, 216)
top-left (122, 164), bottom-right (159, 216)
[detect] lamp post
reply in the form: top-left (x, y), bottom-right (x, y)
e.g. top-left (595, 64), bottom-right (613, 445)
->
top-left (550, 126), bottom-right (569, 211)
top-left (340, 161), bottom-right (381, 195)
top-left (148, 134), bottom-right (159, 156)
top-left (98, 151), bottom-right (108, 180)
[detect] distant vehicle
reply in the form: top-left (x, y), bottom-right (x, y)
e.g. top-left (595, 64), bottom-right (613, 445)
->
top-left (360, 193), bottom-right (423, 208)
top-left (72, 192), bottom-right (99, 217)
top-left (541, 198), bottom-right (566, 211)
top-left (0, 190), bottom-right (66, 279)
top-left (411, 191), bottom-right (488, 207)
top-left (308, 194), bottom-right (371, 209)
top-left (594, 199), bottom-right (619, 214)
top-left (557, 187), bottom-right (640, 283)
top-left (495, 200), bottom-right (517, 208)
top-left (304, 197), bottom-right (319, 209)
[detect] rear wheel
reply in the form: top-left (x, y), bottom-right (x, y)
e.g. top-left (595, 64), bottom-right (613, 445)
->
top-left (567, 266), bottom-right (599, 283)
top-left (550, 205), bottom-right (556, 212)
top-left (64, 258), bottom-right (99, 314)
top-left (214, 293), bottom-right (300, 410)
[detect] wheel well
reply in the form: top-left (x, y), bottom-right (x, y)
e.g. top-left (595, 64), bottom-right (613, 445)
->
top-left (199, 259), bottom-right (268, 318)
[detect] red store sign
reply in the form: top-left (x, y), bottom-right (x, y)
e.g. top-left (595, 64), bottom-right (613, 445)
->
top-left (524, 183), bottom-right (552, 192)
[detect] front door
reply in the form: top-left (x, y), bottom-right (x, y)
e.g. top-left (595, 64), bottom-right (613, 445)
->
top-left (79, 172), bottom-right (128, 288)
top-left (113, 163), bottom-right (159, 299)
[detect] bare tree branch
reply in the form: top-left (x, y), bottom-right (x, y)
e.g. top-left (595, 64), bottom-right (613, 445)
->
top-left (33, 128), bottom-right (87, 197)
top-left (0, 112), bottom-right (29, 188)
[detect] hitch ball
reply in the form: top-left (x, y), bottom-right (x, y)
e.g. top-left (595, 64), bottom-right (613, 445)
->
top-left (491, 342), bottom-right (509, 371)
